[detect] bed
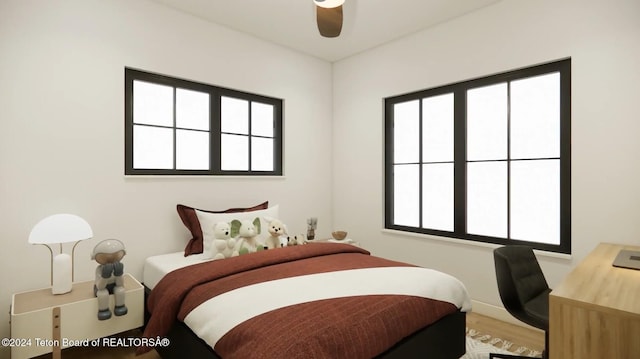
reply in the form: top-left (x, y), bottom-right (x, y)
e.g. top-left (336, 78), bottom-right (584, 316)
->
top-left (140, 243), bottom-right (471, 359)
top-left (140, 202), bottom-right (471, 358)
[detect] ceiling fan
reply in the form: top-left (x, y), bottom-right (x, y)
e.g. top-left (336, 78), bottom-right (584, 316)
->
top-left (314, 0), bottom-right (345, 38)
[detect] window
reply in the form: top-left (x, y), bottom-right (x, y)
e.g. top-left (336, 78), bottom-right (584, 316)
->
top-left (384, 59), bottom-right (571, 253)
top-left (125, 68), bottom-right (283, 175)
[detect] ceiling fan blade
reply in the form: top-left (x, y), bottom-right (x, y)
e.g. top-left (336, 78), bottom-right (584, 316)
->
top-left (316, 5), bottom-right (343, 38)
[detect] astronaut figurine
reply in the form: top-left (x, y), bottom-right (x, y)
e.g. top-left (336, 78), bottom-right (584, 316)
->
top-left (91, 239), bottom-right (128, 320)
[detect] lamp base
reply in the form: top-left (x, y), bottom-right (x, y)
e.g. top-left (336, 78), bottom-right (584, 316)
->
top-left (52, 253), bottom-right (72, 295)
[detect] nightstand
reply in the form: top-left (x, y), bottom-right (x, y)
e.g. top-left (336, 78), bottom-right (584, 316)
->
top-left (10, 273), bottom-right (143, 359)
top-left (309, 238), bottom-right (361, 247)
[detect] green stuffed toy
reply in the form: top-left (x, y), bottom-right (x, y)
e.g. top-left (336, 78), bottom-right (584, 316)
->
top-left (231, 217), bottom-right (265, 255)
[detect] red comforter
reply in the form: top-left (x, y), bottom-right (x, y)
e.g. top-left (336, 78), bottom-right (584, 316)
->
top-left (141, 243), bottom-right (459, 358)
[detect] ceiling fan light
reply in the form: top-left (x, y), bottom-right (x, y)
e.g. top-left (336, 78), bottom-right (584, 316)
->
top-left (314, 0), bottom-right (345, 9)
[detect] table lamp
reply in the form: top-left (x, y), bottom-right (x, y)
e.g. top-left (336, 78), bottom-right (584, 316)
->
top-left (28, 214), bottom-right (93, 295)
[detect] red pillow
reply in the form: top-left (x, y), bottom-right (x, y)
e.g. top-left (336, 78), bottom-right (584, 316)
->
top-left (177, 201), bottom-right (269, 256)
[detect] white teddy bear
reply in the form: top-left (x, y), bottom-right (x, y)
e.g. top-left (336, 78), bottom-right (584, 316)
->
top-left (264, 217), bottom-right (287, 249)
top-left (210, 221), bottom-right (239, 260)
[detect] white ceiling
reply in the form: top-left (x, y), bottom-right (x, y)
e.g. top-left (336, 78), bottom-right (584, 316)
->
top-left (150, 0), bottom-right (501, 62)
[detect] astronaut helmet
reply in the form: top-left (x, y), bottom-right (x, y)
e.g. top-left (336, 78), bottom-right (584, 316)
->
top-left (91, 239), bottom-right (126, 264)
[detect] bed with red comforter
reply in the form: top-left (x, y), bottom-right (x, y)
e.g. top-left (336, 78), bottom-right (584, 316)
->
top-left (141, 243), bottom-right (470, 359)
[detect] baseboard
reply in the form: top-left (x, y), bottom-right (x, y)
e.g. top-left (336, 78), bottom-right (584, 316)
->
top-left (470, 300), bottom-right (544, 333)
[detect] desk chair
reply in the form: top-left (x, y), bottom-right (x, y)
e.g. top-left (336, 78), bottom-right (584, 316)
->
top-left (492, 245), bottom-right (550, 359)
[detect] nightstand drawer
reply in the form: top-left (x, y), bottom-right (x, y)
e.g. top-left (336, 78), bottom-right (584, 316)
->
top-left (11, 274), bottom-right (143, 359)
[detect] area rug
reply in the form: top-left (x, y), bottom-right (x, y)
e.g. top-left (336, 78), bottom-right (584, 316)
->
top-left (460, 328), bottom-right (542, 359)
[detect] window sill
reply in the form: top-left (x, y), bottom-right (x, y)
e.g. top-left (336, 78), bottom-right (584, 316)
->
top-left (380, 228), bottom-right (572, 260)
top-left (123, 175), bottom-right (286, 180)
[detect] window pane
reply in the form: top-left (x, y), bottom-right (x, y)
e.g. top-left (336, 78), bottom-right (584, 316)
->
top-left (393, 164), bottom-right (419, 227)
top-left (422, 93), bottom-right (454, 162)
top-left (133, 80), bottom-right (173, 127)
top-left (176, 88), bottom-right (209, 131)
top-left (176, 129), bottom-right (209, 170)
top-left (221, 96), bottom-right (249, 135)
top-left (252, 102), bottom-right (274, 137)
top-left (221, 134), bottom-right (248, 171)
top-left (422, 163), bottom-right (453, 231)
top-left (394, 100), bottom-right (420, 164)
top-left (511, 73), bottom-right (560, 159)
top-left (511, 159), bottom-right (560, 244)
top-left (467, 161), bottom-right (507, 238)
top-left (133, 125), bottom-right (173, 169)
top-left (251, 137), bottom-right (274, 171)
top-left (467, 83), bottom-right (508, 161)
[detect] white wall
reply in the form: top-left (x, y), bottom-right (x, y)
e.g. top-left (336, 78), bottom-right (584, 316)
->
top-left (332, 0), bottom-right (640, 319)
top-left (0, 0), bottom-right (333, 347)
top-left (2, 0), bottom-right (640, 350)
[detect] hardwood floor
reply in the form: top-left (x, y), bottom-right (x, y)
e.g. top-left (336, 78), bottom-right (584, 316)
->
top-left (35, 346), bottom-right (160, 359)
top-left (34, 313), bottom-right (544, 358)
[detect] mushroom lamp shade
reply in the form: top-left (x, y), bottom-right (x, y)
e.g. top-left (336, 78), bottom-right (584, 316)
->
top-left (29, 214), bottom-right (93, 294)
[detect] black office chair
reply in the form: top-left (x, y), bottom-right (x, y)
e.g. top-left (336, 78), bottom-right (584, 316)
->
top-left (492, 245), bottom-right (550, 359)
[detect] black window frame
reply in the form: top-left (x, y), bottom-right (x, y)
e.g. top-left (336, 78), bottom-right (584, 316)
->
top-left (125, 68), bottom-right (283, 176)
top-left (384, 58), bottom-right (571, 254)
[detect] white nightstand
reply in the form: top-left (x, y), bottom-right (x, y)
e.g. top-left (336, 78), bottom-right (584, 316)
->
top-left (309, 238), bottom-right (361, 247)
top-left (10, 273), bottom-right (143, 359)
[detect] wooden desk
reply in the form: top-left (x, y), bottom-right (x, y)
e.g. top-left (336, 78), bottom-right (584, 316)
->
top-left (549, 243), bottom-right (640, 359)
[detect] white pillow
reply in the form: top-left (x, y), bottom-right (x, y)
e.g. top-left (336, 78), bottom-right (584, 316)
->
top-left (196, 205), bottom-right (279, 259)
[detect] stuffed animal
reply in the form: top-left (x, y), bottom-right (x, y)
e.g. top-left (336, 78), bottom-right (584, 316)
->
top-left (231, 217), bottom-right (264, 255)
top-left (210, 221), bottom-right (238, 260)
top-left (287, 233), bottom-right (307, 246)
top-left (264, 217), bottom-right (287, 249)
top-left (286, 235), bottom-right (296, 246)
top-left (295, 233), bottom-right (307, 245)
